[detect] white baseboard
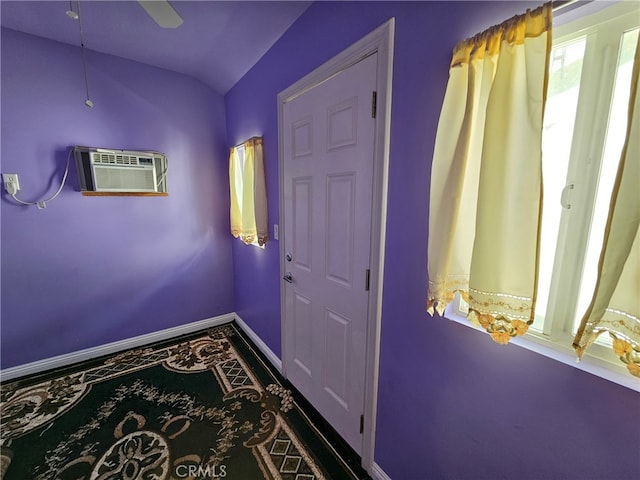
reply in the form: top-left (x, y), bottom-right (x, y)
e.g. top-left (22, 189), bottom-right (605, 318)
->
top-left (234, 313), bottom-right (282, 372)
top-left (370, 462), bottom-right (392, 480)
top-left (0, 313), bottom-right (236, 381)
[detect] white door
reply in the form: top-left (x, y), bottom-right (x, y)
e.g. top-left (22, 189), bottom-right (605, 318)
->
top-left (282, 53), bottom-right (377, 453)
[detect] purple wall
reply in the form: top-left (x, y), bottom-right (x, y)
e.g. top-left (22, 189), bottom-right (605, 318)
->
top-left (1, 28), bottom-right (234, 368)
top-left (225, 2), bottom-right (640, 479)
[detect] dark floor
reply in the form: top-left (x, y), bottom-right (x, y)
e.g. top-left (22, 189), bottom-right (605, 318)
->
top-left (0, 320), bottom-right (372, 480)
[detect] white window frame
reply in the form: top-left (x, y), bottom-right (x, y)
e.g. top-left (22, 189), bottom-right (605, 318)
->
top-left (446, 2), bottom-right (640, 392)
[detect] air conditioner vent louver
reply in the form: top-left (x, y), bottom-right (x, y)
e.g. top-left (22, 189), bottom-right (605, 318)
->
top-left (94, 154), bottom-right (139, 166)
top-left (73, 146), bottom-right (168, 193)
top-left (93, 167), bottom-right (156, 191)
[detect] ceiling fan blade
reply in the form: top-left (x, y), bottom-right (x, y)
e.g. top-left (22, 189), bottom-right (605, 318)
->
top-left (138, 0), bottom-right (183, 29)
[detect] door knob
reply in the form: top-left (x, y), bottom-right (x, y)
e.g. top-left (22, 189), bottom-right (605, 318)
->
top-left (283, 272), bottom-right (293, 283)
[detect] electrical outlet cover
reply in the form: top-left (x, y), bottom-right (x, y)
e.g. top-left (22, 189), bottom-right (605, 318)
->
top-left (2, 173), bottom-right (20, 193)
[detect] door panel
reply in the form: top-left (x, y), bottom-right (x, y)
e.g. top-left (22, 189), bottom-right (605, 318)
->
top-left (292, 177), bottom-right (313, 271)
top-left (326, 173), bottom-right (355, 287)
top-left (282, 53), bottom-right (377, 453)
top-left (327, 97), bottom-right (358, 149)
top-left (293, 293), bottom-right (313, 376)
top-left (324, 308), bottom-right (350, 408)
top-left (292, 116), bottom-right (314, 158)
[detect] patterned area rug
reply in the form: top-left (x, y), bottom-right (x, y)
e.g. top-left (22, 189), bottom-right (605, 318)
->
top-left (0, 322), bottom-right (367, 479)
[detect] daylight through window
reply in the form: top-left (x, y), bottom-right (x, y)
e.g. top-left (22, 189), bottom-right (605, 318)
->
top-left (455, 2), bottom-right (639, 378)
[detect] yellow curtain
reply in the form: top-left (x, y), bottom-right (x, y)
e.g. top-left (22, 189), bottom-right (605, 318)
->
top-left (427, 4), bottom-right (552, 344)
top-left (229, 137), bottom-right (268, 246)
top-left (573, 37), bottom-right (640, 377)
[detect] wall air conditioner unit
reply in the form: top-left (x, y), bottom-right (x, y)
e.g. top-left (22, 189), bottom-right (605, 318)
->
top-left (73, 146), bottom-right (168, 193)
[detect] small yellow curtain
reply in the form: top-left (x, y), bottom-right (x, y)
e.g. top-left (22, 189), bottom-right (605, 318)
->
top-left (573, 37), bottom-right (640, 377)
top-left (229, 137), bottom-right (268, 246)
top-left (427, 4), bottom-right (552, 344)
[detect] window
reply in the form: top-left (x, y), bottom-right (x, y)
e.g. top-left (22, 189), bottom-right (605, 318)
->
top-left (451, 2), bottom-right (639, 388)
top-left (229, 137), bottom-right (268, 247)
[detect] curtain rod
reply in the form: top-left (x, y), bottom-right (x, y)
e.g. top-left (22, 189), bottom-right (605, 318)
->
top-left (233, 136), bottom-right (263, 149)
top-left (552, 0), bottom-right (586, 13)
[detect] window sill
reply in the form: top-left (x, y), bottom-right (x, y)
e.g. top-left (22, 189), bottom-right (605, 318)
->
top-left (443, 302), bottom-right (640, 392)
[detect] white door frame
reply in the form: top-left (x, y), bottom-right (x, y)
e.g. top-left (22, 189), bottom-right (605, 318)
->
top-left (277, 18), bottom-right (394, 471)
